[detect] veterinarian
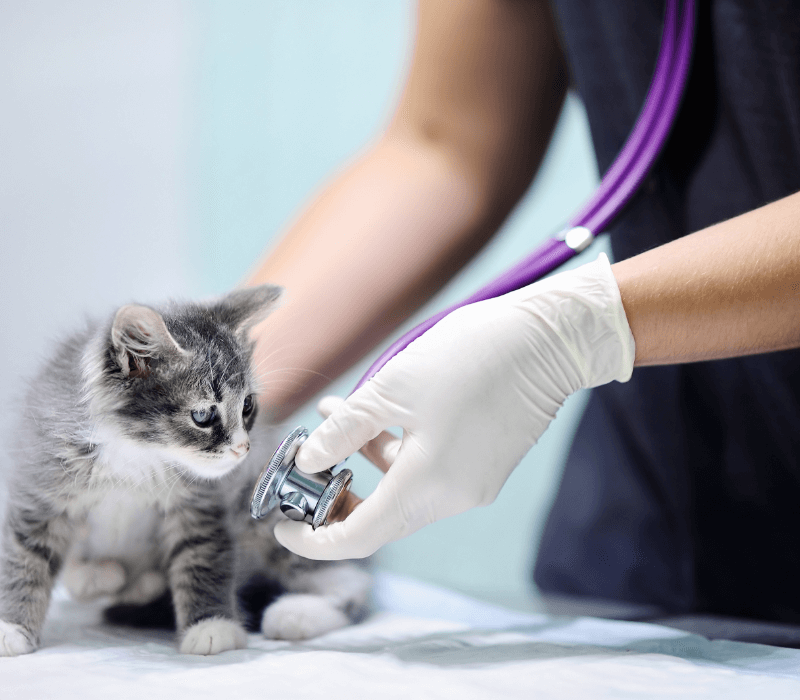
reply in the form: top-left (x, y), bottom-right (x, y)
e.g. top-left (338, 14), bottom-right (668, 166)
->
top-left (248, 1), bottom-right (800, 623)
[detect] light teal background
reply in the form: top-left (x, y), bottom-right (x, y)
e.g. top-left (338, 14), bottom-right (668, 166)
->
top-left (190, 1), bottom-right (604, 610)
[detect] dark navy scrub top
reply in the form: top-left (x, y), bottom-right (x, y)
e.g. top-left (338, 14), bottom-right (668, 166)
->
top-left (535, 0), bottom-right (800, 623)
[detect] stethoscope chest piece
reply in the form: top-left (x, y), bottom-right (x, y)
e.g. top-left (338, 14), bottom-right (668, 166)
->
top-left (250, 425), bottom-right (353, 530)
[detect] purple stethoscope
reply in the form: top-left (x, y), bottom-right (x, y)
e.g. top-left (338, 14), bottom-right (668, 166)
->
top-left (251, 0), bottom-right (696, 528)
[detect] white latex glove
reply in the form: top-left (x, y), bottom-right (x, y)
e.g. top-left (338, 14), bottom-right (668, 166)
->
top-left (274, 254), bottom-right (635, 559)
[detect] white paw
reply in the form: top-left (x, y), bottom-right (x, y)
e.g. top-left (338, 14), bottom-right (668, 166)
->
top-left (180, 617), bottom-right (247, 655)
top-left (261, 594), bottom-right (349, 641)
top-left (0, 621), bottom-right (36, 657)
top-left (62, 560), bottom-right (126, 602)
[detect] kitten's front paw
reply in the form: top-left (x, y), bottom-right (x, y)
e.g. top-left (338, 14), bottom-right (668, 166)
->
top-left (0, 621), bottom-right (37, 656)
top-left (62, 560), bottom-right (126, 602)
top-left (180, 617), bottom-right (247, 655)
top-left (261, 594), bottom-right (349, 641)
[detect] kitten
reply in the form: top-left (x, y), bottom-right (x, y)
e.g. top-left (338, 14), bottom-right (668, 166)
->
top-left (0, 286), bottom-right (370, 656)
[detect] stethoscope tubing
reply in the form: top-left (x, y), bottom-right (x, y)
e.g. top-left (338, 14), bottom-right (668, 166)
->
top-left (573, 0), bottom-right (678, 231)
top-left (579, 0), bottom-right (695, 234)
top-left (353, 0), bottom-right (695, 393)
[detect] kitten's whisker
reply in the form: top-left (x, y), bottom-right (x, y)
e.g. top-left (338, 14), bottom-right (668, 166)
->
top-left (207, 344), bottom-right (215, 385)
top-left (252, 336), bottom-right (319, 360)
top-left (251, 361), bottom-right (339, 394)
top-left (255, 376), bottom-right (334, 391)
top-left (219, 352), bottom-right (241, 380)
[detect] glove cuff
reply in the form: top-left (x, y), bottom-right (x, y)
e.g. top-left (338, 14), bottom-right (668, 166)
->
top-left (510, 253), bottom-right (636, 389)
top-left (576, 253), bottom-right (636, 387)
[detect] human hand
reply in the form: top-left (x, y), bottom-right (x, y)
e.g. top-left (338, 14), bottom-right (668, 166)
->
top-left (273, 254), bottom-right (635, 559)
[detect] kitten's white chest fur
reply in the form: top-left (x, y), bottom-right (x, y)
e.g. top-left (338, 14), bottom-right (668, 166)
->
top-left (64, 488), bottom-right (167, 605)
top-left (72, 490), bottom-right (162, 562)
top-left (65, 429), bottom-right (175, 577)
top-left (82, 424), bottom-right (188, 503)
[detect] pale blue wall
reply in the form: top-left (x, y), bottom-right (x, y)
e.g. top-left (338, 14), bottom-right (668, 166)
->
top-left (190, 1), bottom-right (414, 292)
top-left (0, 1), bottom-right (193, 515)
top-left (191, 1), bottom-right (604, 609)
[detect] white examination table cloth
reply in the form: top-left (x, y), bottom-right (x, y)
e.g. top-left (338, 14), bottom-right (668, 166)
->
top-left (3, 573), bottom-right (800, 699)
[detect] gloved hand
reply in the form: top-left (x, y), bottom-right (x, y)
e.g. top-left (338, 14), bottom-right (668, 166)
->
top-left (273, 254), bottom-right (635, 560)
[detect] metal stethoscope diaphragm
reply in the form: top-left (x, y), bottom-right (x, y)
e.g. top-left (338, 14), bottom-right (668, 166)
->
top-left (250, 426), bottom-right (353, 529)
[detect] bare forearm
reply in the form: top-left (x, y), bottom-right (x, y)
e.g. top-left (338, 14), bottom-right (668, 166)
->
top-left (613, 191), bottom-right (800, 365)
top-left (246, 138), bottom-right (492, 419)
top-left (246, 0), bottom-right (566, 421)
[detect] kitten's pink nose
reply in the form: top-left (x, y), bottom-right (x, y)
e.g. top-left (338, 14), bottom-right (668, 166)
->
top-left (231, 441), bottom-right (250, 458)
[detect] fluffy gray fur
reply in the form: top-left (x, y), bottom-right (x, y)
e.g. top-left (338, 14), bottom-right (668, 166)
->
top-left (0, 287), bottom-right (370, 656)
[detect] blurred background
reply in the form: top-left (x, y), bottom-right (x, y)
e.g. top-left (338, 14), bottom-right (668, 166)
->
top-left (0, 0), bottom-right (606, 611)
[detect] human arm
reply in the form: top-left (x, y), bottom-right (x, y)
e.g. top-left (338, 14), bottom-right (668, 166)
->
top-left (614, 190), bottom-right (800, 365)
top-left (246, 0), bottom-right (567, 421)
top-left (274, 193), bottom-right (800, 560)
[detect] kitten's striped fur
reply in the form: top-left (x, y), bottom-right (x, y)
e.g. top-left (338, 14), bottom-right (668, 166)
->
top-left (0, 287), bottom-right (370, 656)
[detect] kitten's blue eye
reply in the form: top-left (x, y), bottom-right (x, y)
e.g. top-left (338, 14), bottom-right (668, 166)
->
top-left (191, 406), bottom-right (216, 427)
top-left (242, 394), bottom-right (254, 417)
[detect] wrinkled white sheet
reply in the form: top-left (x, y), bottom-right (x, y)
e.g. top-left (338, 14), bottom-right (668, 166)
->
top-left (3, 573), bottom-right (800, 699)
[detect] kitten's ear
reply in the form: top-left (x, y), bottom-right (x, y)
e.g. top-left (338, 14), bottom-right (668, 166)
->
top-left (211, 284), bottom-right (284, 337)
top-left (111, 305), bottom-right (187, 378)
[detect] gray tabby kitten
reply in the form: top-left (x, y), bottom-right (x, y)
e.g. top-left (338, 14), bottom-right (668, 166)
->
top-left (0, 287), bottom-right (370, 656)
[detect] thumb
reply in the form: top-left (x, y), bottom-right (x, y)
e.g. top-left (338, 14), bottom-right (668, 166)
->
top-left (315, 394), bottom-right (400, 474)
top-left (295, 384), bottom-right (395, 474)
